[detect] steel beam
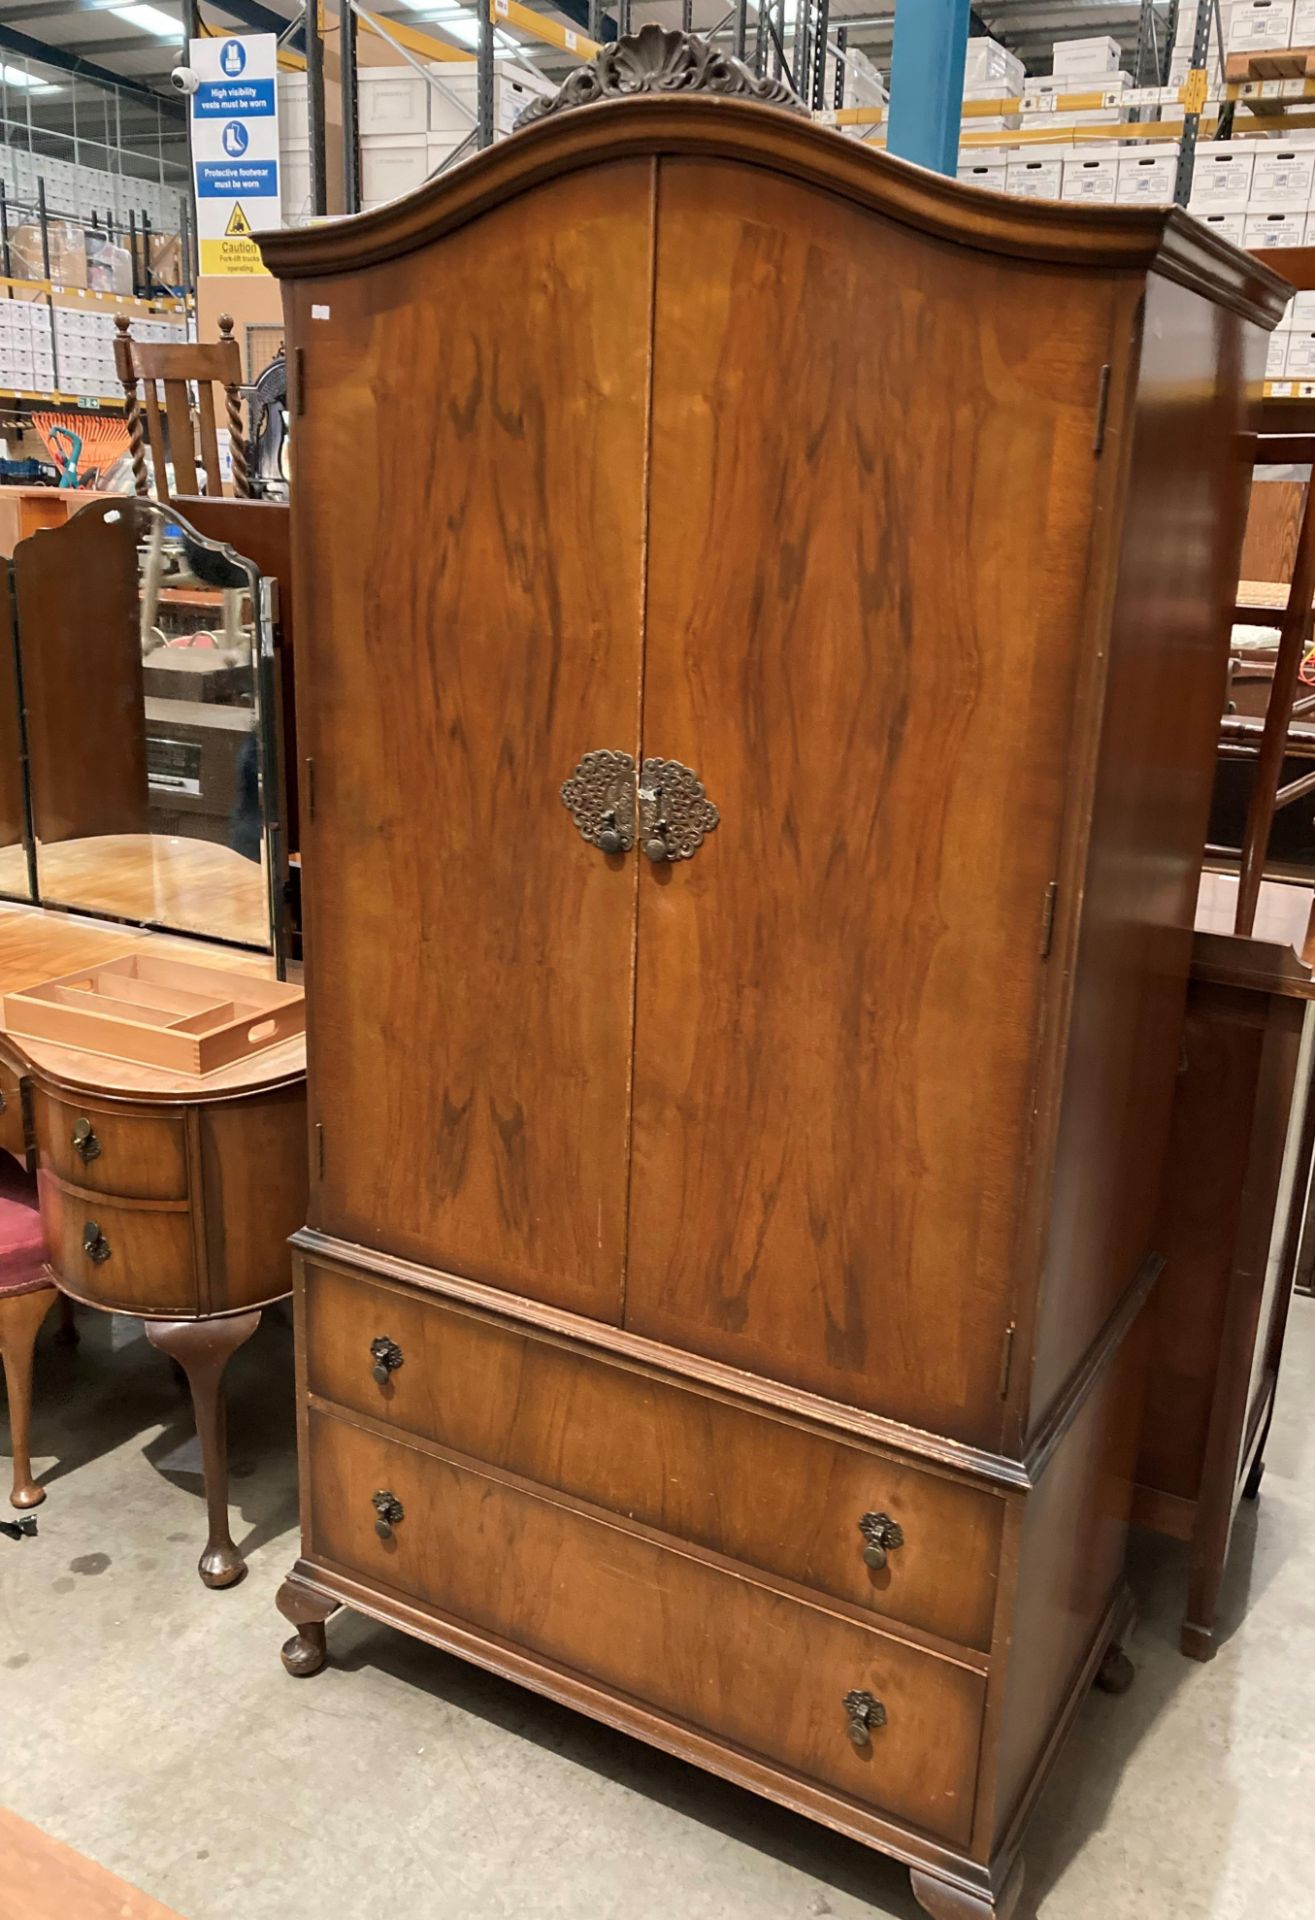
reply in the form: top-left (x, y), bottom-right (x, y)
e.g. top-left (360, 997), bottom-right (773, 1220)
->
top-left (306, 0), bottom-right (327, 217)
top-left (341, 0), bottom-right (360, 210)
top-left (886, 0), bottom-right (970, 177)
top-left (0, 20), bottom-right (186, 119)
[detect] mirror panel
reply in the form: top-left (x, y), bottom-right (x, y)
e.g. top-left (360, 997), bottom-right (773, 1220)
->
top-left (0, 562), bottom-right (35, 902)
top-left (12, 497), bottom-right (281, 953)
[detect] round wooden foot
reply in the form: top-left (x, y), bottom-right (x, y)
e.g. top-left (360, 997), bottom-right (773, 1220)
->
top-left (9, 1479), bottom-right (46, 1510)
top-left (1180, 1621), bottom-right (1217, 1663)
top-left (1095, 1641), bottom-right (1136, 1694)
top-left (281, 1628), bottom-right (327, 1677)
top-left (199, 1543), bottom-right (248, 1589)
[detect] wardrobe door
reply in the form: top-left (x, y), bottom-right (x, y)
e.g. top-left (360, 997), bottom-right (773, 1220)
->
top-left (291, 164), bottom-right (653, 1320)
top-left (625, 157), bottom-right (1120, 1445)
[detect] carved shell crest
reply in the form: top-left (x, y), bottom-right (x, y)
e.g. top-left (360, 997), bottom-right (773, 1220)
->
top-left (515, 24), bottom-right (806, 129)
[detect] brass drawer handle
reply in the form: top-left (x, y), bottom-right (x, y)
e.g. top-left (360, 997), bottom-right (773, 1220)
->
top-left (372, 1490), bottom-right (404, 1540)
top-left (72, 1118), bottom-right (102, 1164)
top-left (843, 1689), bottom-right (886, 1750)
top-left (82, 1220), bottom-right (110, 1264)
top-left (858, 1511), bottom-right (904, 1570)
top-left (370, 1336), bottom-right (404, 1386)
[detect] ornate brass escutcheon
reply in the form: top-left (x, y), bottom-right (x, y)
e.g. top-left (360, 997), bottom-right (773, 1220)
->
top-left (843, 1688), bottom-right (886, 1750)
top-left (857, 1511), bottom-right (904, 1570)
top-left (639, 758), bottom-right (719, 863)
top-left (72, 1117), bottom-right (101, 1164)
top-left (372, 1489), bottom-right (404, 1540)
top-left (370, 1335), bottom-right (404, 1385)
top-left (81, 1220), bottom-right (110, 1264)
top-left (559, 750), bottom-right (637, 854)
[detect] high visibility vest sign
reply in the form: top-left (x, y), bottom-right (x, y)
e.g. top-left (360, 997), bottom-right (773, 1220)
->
top-left (190, 35), bottom-right (280, 277)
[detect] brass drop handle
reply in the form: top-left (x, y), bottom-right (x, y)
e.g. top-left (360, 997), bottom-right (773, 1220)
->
top-left (372, 1490), bottom-right (404, 1540)
top-left (370, 1336), bottom-right (404, 1386)
top-left (82, 1220), bottom-right (110, 1264)
top-left (597, 808), bottom-right (624, 856)
top-left (843, 1689), bottom-right (886, 1751)
top-left (858, 1511), bottom-right (904, 1570)
top-left (72, 1117), bottom-right (102, 1164)
top-left (643, 817), bottom-right (672, 864)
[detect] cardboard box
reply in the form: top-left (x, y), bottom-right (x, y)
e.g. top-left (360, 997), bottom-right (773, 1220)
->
top-left (1005, 147), bottom-right (1067, 201)
top-left (1268, 330), bottom-right (1293, 377)
top-left (1291, 288), bottom-right (1315, 325)
top-left (1251, 140), bottom-right (1315, 206)
top-left (964, 36), bottom-right (1025, 93)
top-left (1228, 0), bottom-right (1295, 50)
top-left (358, 68), bottom-right (430, 137)
top-left (957, 152), bottom-right (1009, 192)
top-left (1284, 330), bottom-right (1315, 375)
top-left (359, 132), bottom-right (430, 208)
top-left (1051, 35), bottom-right (1121, 77)
top-left (1062, 153), bottom-right (1120, 203)
top-left (1195, 209), bottom-right (1249, 244)
top-left (1189, 146), bottom-right (1256, 210)
top-left (1294, 0), bottom-right (1315, 41)
top-left (1246, 208), bottom-right (1308, 245)
top-left (1116, 143), bottom-right (1181, 203)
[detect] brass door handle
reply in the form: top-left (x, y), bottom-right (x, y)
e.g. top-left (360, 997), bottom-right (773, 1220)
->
top-left (639, 758), bottom-right (719, 862)
top-left (72, 1118), bottom-right (101, 1164)
top-left (370, 1336), bottom-right (404, 1385)
top-left (372, 1490), bottom-right (404, 1540)
top-left (560, 750), bottom-right (636, 855)
top-left (843, 1689), bottom-right (886, 1750)
top-left (858, 1511), bottom-right (904, 1570)
top-left (82, 1220), bottom-right (110, 1264)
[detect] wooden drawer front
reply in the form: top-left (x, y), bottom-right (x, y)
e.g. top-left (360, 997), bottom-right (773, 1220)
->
top-left (308, 1409), bottom-right (985, 1846)
top-left (34, 1091), bottom-right (188, 1201)
top-left (0, 1059), bottom-right (26, 1162)
top-left (38, 1173), bottom-right (196, 1315)
top-left (303, 1261), bottom-right (1003, 1651)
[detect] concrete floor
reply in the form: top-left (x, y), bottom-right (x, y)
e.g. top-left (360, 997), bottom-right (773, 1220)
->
top-left (1, 1301), bottom-right (1313, 1920)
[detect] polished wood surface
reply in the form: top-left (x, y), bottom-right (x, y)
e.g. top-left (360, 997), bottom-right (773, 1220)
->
top-left (0, 1283), bottom-right (55, 1507)
top-left (0, 487), bottom-right (108, 557)
top-left (10, 835), bottom-right (271, 951)
top-left (302, 1254), bottom-right (1005, 1651)
top-left (145, 1310), bottom-right (261, 1587)
top-left (13, 500), bottom-right (147, 849)
top-left (307, 1405), bottom-right (986, 1848)
top-left (0, 567), bottom-right (29, 881)
top-left (38, 1175), bottom-right (195, 1316)
top-left (115, 313), bottom-right (248, 502)
top-left (33, 1088), bottom-right (187, 1199)
top-left (294, 162), bottom-right (651, 1318)
top-left (0, 1807), bottom-right (184, 1920)
top-left (270, 71), bottom-right (1278, 1919)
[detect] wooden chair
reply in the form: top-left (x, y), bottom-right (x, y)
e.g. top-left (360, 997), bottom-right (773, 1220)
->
top-left (0, 1157), bottom-right (56, 1510)
top-left (1218, 433), bottom-right (1315, 933)
top-left (114, 313), bottom-right (250, 503)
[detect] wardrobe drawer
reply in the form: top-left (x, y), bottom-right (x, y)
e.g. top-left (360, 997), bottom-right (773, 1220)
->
top-left (38, 1173), bottom-right (196, 1315)
top-left (33, 1091), bottom-right (189, 1201)
top-left (0, 1059), bottom-right (27, 1162)
top-left (308, 1409), bottom-right (985, 1847)
top-left (303, 1259), bottom-right (1004, 1652)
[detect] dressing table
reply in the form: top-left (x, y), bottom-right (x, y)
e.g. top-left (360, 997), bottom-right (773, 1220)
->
top-left (0, 495), bottom-right (306, 1587)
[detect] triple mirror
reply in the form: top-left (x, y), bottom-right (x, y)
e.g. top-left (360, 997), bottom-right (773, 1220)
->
top-left (0, 497), bottom-right (287, 965)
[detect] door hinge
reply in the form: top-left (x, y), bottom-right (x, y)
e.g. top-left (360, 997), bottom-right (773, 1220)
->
top-left (294, 345), bottom-right (306, 416)
top-left (1040, 880), bottom-right (1058, 958)
top-left (305, 756), bottom-right (315, 822)
top-left (998, 1323), bottom-right (1017, 1400)
top-left (315, 1122), bottom-right (324, 1178)
top-left (1093, 363), bottom-right (1111, 456)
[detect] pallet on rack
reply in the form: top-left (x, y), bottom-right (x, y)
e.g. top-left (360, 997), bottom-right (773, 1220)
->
top-left (1226, 47), bottom-right (1315, 82)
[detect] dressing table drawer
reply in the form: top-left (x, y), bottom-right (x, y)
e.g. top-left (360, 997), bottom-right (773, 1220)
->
top-left (33, 1091), bottom-right (189, 1202)
top-left (307, 1407), bottom-right (986, 1848)
top-left (37, 1173), bottom-right (196, 1315)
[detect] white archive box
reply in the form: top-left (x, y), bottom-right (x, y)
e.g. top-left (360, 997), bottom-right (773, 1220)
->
top-left (1117, 144), bottom-right (1180, 203)
top-left (1195, 208), bottom-right (1248, 244)
top-left (1228, 0), bottom-right (1295, 49)
top-left (1285, 330), bottom-right (1315, 375)
top-left (1246, 208), bottom-right (1309, 245)
top-left (1290, 289), bottom-right (1315, 326)
top-left (1062, 153), bottom-right (1120, 203)
top-left (1188, 146), bottom-right (1256, 211)
top-left (964, 36), bottom-right (1025, 93)
top-left (1005, 147), bottom-right (1067, 201)
top-left (1295, 0), bottom-right (1315, 40)
top-left (358, 69), bottom-right (431, 138)
top-left (957, 149), bottom-right (1009, 191)
top-left (359, 133), bottom-right (430, 209)
top-left (1251, 139), bottom-right (1315, 206)
top-left (1051, 35), bottom-right (1121, 77)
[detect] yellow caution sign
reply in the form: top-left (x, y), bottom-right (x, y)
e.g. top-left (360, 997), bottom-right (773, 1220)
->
top-left (200, 229), bottom-right (269, 276)
top-left (226, 201), bottom-right (252, 236)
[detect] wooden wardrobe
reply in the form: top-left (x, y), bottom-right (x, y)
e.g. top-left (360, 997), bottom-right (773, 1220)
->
top-left (261, 31), bottom-right (1285, 1920)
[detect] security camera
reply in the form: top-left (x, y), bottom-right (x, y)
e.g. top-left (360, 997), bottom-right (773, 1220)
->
top-left (170, 65), bottom-right (199, 96)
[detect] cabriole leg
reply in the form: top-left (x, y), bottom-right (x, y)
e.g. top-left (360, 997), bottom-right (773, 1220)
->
top-left (277, 1575), bottom-right (339, 1677)
top-left (0, 1285), bottom-right (56, 1508)
top-left (146, 1309), bottom-right (261, 1588)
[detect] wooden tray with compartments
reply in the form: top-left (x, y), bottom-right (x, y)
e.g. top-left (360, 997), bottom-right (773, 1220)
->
top-left (3, 952), bottom-right (304, 1076)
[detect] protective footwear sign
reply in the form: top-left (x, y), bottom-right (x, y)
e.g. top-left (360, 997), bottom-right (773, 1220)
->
top-left (190, 34), bottom-right (280, 277)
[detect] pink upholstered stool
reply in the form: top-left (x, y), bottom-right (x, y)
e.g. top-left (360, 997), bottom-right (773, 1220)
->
top-left (0, 1156), bottom-right (56, 1508)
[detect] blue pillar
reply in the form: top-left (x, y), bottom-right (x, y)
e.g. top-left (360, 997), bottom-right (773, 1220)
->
top-left (886, 0), bottom-right (971, 178)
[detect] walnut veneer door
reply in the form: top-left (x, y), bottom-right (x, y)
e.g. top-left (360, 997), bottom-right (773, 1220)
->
top-left (295, 164), bottom-right (653, 1320)
top-left (626, 159), bottom-right (1120, 1446)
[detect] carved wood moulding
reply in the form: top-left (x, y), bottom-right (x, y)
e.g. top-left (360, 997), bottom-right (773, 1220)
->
top-left (515, 24), bottom-right (806, 129)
